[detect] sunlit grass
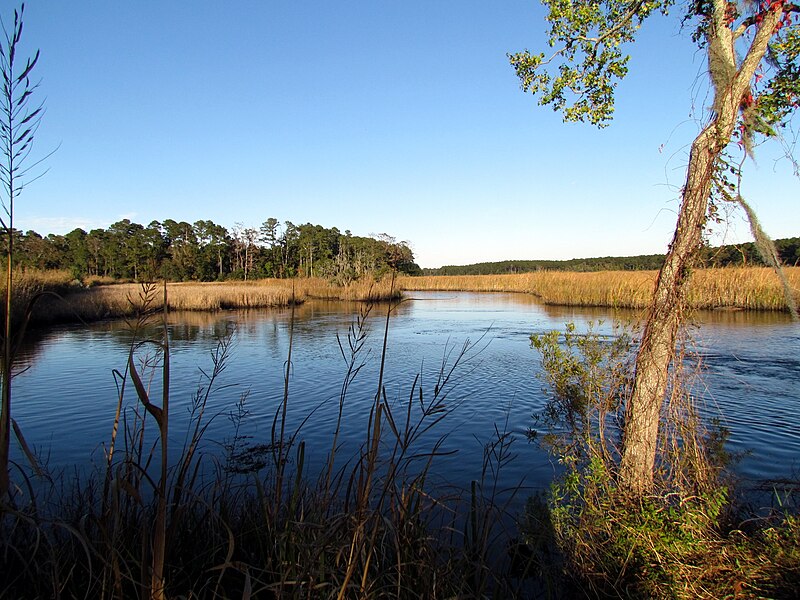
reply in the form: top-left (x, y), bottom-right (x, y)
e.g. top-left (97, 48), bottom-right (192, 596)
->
top-left (686, 266), bottom-right (800, 311)
top-left (399, 272), bottom-right (654, 308)
top-left (400, 266), bottom-right (800, 311)
top-left (14, 267), bottom-right (800, 326)
top-left (0, 268), bottom-right (77, 324)
top-left (28, 276), bottom-right (401, 324)
top-left (0, 267), bottom-right (74, 295)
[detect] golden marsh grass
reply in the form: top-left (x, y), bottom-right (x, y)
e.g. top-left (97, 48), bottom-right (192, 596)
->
top-left (400, 267), bottom-right (800, 311)
top-left (1, 268), bottom-right (76, 323)
top-left (30, 276), bottom-right (401, 324)
top-left (0, 268), bottom-right (75, 294)
top-left (15, 267), bottom-right (800, 325)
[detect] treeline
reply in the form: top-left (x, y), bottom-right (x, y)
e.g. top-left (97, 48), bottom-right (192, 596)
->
top-left (5, 218), bottom-right (421, 282)
top-left (701, 236), bottom-right (800, 267)
top-left (424, 237), bottom-right (800, 275)
top-left (424, 254), bottom-right (666, 276)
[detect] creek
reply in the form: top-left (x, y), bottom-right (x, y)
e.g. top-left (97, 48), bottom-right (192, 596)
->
top-left (11, 291), bottom-right (799, 503)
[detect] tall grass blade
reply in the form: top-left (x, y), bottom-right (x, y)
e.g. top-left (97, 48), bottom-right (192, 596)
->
top-left (10, 417), bottom-right (46, 480)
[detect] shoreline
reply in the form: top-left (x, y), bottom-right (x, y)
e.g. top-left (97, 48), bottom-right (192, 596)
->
top-left (9, 266), bottom-right (799, 328)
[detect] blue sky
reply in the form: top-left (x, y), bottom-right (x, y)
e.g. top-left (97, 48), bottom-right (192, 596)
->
top-left (11, 1), bottom-right (800, 268)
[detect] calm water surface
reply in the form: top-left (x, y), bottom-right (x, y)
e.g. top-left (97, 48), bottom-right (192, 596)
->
top-left (11, 291), bottom-right (800, 498)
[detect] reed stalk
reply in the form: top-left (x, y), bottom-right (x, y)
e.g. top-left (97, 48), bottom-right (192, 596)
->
top-left (271, 281), bottom-right (295, 519)
top-left (325, 303), bottom-right (372, 500)
top-left (337, 272), bottom-right (395, 600)
top-left (123, 283), bottom-right (170, 599)
top-left (0, 5), bottom-right (49, 504)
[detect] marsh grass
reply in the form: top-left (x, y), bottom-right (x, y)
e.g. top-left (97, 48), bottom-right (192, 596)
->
top-left (401, 266), bottom-right (800, 311)
top-left (0, 280), bottom-right (532, 599)
top-left (0, 268), bottom-right (75, 323)
top-left (686, 266), bottom-right (800, 311)
top-left (10, 268), bottom-right (799, 328)
top-left (25, 276), bottom-right (402, 326)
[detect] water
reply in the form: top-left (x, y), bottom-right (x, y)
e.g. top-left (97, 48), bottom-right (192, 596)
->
top-left (9, 291), bottom-right (800, 502)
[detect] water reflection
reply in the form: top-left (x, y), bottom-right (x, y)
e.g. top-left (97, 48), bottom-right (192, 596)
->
top-left (10, 292), bottom-right (799, 500)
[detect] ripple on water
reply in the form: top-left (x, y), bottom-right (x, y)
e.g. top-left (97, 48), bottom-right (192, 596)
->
top-left (9, 294), bottom-right (799, 500)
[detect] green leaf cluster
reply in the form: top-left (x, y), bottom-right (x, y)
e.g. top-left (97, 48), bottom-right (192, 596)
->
top-left (757, 26), bottom-right (800, 131)
top-left (529, 321), bottom-right (635, 466)
top-left (509, 0), bottom-right (672, 126)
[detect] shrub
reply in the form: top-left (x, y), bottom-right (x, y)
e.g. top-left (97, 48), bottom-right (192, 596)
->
top-left (524, 321), bottom-right (800, 598)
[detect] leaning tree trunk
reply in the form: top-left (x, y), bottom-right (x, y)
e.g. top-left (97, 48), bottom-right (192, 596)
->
top-left (618, 1), bottom-right (782, 495)
top-left (618, 125), bottom-right (718, 494)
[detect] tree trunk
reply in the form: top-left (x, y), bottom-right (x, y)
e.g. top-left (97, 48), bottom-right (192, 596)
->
top-left (619, 125), bottom-right (718, 494)
top-left (618, 1), bottom-right (782, 495)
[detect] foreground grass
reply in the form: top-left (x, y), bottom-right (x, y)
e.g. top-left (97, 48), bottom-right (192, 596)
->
top-left (1, 289), bottom-right (531, 599)
top-left (525, 481), bottom-right (800, 599)
top-left (400, 266), bottom-right (800, 311)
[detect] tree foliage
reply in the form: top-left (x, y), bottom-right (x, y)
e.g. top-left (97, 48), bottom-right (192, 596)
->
top-left (511, 0), bottom-right (674, 126)
top-left (511, 0), bottom-right (800, 132)
top-left (1, 218), bottom-right (421, 282)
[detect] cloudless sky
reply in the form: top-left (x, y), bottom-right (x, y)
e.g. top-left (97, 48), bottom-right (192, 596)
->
top-left (10, 1), bottom-right (800, 268)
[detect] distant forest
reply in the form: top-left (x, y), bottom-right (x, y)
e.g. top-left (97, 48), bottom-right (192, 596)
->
top-left (423, 237), bottom-right (800, 275)
top-left (7, 220), bottom-right (798, 282)
top-left (4, 218), bottom-right (422, 282)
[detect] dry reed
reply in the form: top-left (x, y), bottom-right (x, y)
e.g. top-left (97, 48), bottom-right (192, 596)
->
top-left (0, 268), bottom-right (74, 297)
top-left (685, 267), bottom-right (800, 311)
top-left (27, 276), bottom-right (401, 325)
top-left (400, 266), bottom-right (800, 312)
top-left (0, 268), bottom-right (77, 325)
top-left (18, 267), bottom-right (800, 326)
